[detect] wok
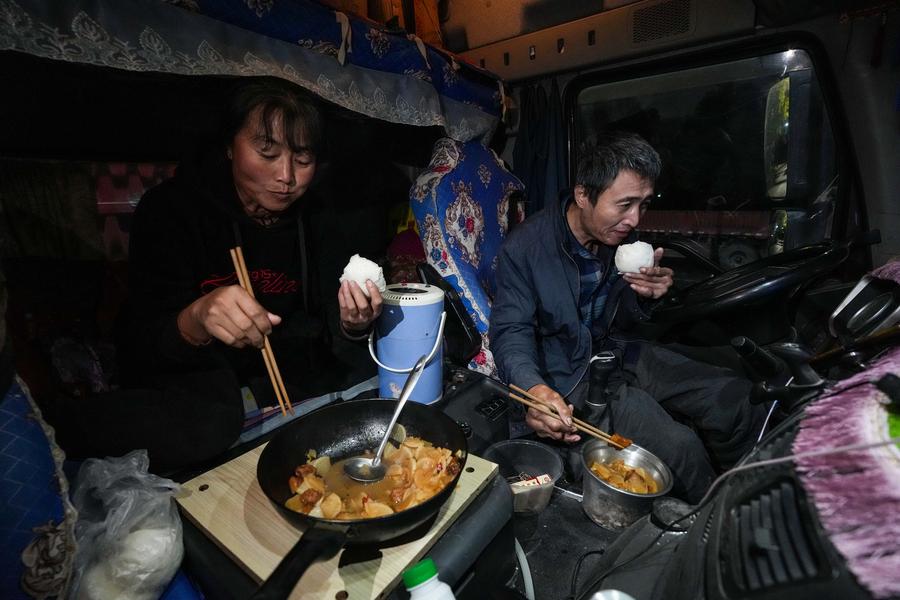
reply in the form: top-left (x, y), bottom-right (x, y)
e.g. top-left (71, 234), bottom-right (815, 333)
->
top-left (251, 398), bottom-right (468, 600)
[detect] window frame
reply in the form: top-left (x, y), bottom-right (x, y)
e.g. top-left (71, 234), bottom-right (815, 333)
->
top-left (562, 33), bottom-right (866, 251)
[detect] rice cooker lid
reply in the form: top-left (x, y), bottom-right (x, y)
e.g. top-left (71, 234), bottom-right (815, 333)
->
top-left (382, 283), bottom-right (444, 306)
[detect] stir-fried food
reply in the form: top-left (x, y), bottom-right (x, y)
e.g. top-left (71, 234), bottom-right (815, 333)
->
top-left (589, 459), bottom-right (659, 494)
top-left (284, 436), bottom-right (462, 519)
top-left (609, 433), bottom-right (633, 449)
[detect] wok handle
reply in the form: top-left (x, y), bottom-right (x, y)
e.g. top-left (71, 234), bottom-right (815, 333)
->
top-left (250, 526), bottom-right (348, 600)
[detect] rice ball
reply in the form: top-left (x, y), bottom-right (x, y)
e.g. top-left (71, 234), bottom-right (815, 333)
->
top-left (339, 254), bottom-right (387, 297)
top-left (614, 241), bottom-right (655, 274)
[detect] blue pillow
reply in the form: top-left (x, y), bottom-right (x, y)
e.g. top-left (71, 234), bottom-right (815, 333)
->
top-left (0, 377), bottom-right (76, 599)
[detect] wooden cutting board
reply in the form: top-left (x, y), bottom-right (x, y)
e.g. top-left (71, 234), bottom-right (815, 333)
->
top-left (176, 444), bottom-right (498, 599)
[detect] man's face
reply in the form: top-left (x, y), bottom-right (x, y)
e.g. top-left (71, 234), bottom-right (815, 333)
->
top-left (229, 107), bottom-right (317, 221)
top-left (568, 169), bottom-right (654, 247)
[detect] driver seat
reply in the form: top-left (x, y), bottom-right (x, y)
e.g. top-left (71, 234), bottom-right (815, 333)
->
top-left (410, 138), bottom-right (525, 376)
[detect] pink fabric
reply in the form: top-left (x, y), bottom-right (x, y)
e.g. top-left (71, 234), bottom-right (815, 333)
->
top-left (793, 346), bottom-right (900, 599)
top-left (871, 260), bottom-right (900, 284)
top-left (387, 227), bottom-right (426, 261)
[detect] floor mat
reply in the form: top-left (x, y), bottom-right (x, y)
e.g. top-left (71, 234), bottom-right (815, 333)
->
top-left (511, 483), bottom-right (619, 600)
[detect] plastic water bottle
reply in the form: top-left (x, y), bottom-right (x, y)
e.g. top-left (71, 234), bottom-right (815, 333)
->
top-left (402, 558), bottom-right (455, 600)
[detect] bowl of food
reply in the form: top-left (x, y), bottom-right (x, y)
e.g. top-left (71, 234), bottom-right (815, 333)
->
top-left (581, 439), bottom-right (672, 530)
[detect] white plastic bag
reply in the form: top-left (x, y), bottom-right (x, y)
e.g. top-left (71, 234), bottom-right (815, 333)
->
top-left (69, 450), bottom-right (183, 600)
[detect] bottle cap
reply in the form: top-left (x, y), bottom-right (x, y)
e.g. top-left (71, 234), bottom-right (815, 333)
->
top-left (403, 558), bottom-right (438, 589)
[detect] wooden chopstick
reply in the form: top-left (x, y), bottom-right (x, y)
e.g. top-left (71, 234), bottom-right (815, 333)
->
top-left (507, 392), bottom-right (624, 448)
top-left (229, 249), bottom-right (281, 416)
top-left (509, 383), bottom-right (625, 449)
top-left (232, 247), bottom-right (292, 416)
top-left (234, 247), bottom-right (293, 416)
top-left (229, 247), bottom-right (293, 416)
top-left (229, 248), bottom-right (286, 417)
top-left (509, 382), bottom-right (606, 437)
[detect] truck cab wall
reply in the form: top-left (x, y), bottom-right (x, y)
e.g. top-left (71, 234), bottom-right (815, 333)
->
top-left (458, 0), bottom-right (899, 267)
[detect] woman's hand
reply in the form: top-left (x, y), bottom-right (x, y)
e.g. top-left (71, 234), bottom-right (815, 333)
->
top-left (338, 280), bottom-right (384, 333)
top-left (178, 285), bottom-right (281, 348)
top-left (622, 247), bottom-right (674, 299)
top-left (524, 383), bottom-right (580, 443)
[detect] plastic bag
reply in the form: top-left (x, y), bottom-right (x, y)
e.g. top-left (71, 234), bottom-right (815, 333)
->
top-left (69, 450), bottom-right (183, 600)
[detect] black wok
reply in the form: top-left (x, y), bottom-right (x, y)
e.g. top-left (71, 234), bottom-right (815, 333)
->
top-left (251, 398), bottom-right (468, 600)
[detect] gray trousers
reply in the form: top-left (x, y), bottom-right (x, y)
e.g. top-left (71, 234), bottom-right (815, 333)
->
top-left (569, 343), bottom-right (766, 504)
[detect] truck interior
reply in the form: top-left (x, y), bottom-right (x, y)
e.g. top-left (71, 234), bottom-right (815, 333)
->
top-left (1, 1), bottom-right (898, 599)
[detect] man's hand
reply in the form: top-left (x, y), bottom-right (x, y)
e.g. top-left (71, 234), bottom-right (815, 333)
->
top-left (524, 384), bottom-right (580, 443)
top-left (179, 285), bottom-right (281, 348)
top-left (338, 280), bottom-right (384, 333)
top-left (622, 247), bottom-right (673, 299)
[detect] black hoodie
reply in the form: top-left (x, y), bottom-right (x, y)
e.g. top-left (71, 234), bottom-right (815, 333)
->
top-left (117, 147), bottom-right (327, 387)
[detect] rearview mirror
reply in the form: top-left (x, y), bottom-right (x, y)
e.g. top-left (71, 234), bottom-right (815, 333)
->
top-left (764, 66), bottom-right (813, 203)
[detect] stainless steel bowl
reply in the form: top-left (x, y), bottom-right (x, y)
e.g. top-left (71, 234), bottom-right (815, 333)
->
top-left (581, 439), bottom-right (673, 530)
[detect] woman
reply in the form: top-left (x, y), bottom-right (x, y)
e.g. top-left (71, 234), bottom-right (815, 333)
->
top-left (57, 78), bottom-right (382, 471)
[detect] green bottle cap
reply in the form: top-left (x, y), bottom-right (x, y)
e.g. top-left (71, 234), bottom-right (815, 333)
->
top-left (403, 558), bottom-right (438, 589)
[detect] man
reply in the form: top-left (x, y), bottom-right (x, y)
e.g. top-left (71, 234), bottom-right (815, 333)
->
top-left (490, 132), bottom-right (764, 503)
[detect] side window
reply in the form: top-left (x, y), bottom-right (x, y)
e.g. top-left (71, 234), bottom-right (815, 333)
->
top-left (572, 49), bottom-right (837, 285)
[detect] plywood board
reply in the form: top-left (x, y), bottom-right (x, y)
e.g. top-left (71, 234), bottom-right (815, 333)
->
top-left (177, 445), bottom-right (497, 599)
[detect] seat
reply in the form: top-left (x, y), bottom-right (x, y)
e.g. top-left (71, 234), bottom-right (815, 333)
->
top-left (410, 138), bottom-right (525, 376)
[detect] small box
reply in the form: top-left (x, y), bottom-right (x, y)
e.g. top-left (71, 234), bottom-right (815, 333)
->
top-left (510, 473), bottom-right (553, 493)
top-left (509, 473), bottom-right (554, 513)
top-left (483, 440), bottom-right (564, 514)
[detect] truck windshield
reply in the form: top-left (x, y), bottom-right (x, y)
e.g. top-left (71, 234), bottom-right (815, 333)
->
top-left (573, 48), bottom-right (836, 277)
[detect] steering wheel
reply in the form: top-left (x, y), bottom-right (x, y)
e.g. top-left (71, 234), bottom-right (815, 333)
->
top-left (652, 241), bottom-right (850, 324)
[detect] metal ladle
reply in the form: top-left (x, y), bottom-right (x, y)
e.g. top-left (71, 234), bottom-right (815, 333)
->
top-left (343, 354), bottom-right (428, 483)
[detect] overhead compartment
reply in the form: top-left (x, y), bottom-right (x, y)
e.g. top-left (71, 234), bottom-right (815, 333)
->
top-left (459, 0), bottom-right (755, 82)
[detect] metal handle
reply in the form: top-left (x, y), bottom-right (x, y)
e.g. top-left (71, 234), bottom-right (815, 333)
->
top-left (368, 311), bottom-right (446, 373)
top-left (371, 354), bottom-right (427, 469)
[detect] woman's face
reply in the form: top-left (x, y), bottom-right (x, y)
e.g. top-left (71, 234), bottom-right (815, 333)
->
top-left (228, 107), bottom-right (317, 222)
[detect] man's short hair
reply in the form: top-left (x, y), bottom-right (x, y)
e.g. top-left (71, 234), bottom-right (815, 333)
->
top-left (576, 132), bottom-right (661, 205)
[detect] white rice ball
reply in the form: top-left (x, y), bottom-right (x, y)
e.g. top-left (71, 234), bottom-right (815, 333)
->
top-left (614, 241), bottom-right (655, 274)
top-left (339, 254), bottom-right (387, 297)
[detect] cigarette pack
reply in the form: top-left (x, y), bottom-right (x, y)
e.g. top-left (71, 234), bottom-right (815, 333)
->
top-left (510, 473), bottom-right (552, 494)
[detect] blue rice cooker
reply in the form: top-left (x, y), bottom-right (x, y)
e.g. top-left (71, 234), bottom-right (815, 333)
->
top-left (370, 283), bottom-right (445, 405)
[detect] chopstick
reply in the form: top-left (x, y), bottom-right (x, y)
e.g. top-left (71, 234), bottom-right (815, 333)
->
top-left (508, 383), bottom-right (626, 449)
top-left (230, 247), bottom-right (292, 416)
top-left (507, 392), bottom-right (612, 445)
top-left (229, 247), bottom-right (293, 416)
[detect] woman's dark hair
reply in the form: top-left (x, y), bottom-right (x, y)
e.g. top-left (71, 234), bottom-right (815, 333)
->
top-left (576, 131), bottom-right (661, 205)
top-left (221, 76), bottom-right (323, 155)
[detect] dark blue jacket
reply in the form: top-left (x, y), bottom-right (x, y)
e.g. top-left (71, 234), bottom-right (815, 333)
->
top-left (489, 196), bottom-right (650, 396)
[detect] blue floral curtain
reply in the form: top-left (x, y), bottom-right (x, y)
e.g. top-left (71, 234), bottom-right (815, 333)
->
top-left (0, 0), bottom-right (502, 141)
